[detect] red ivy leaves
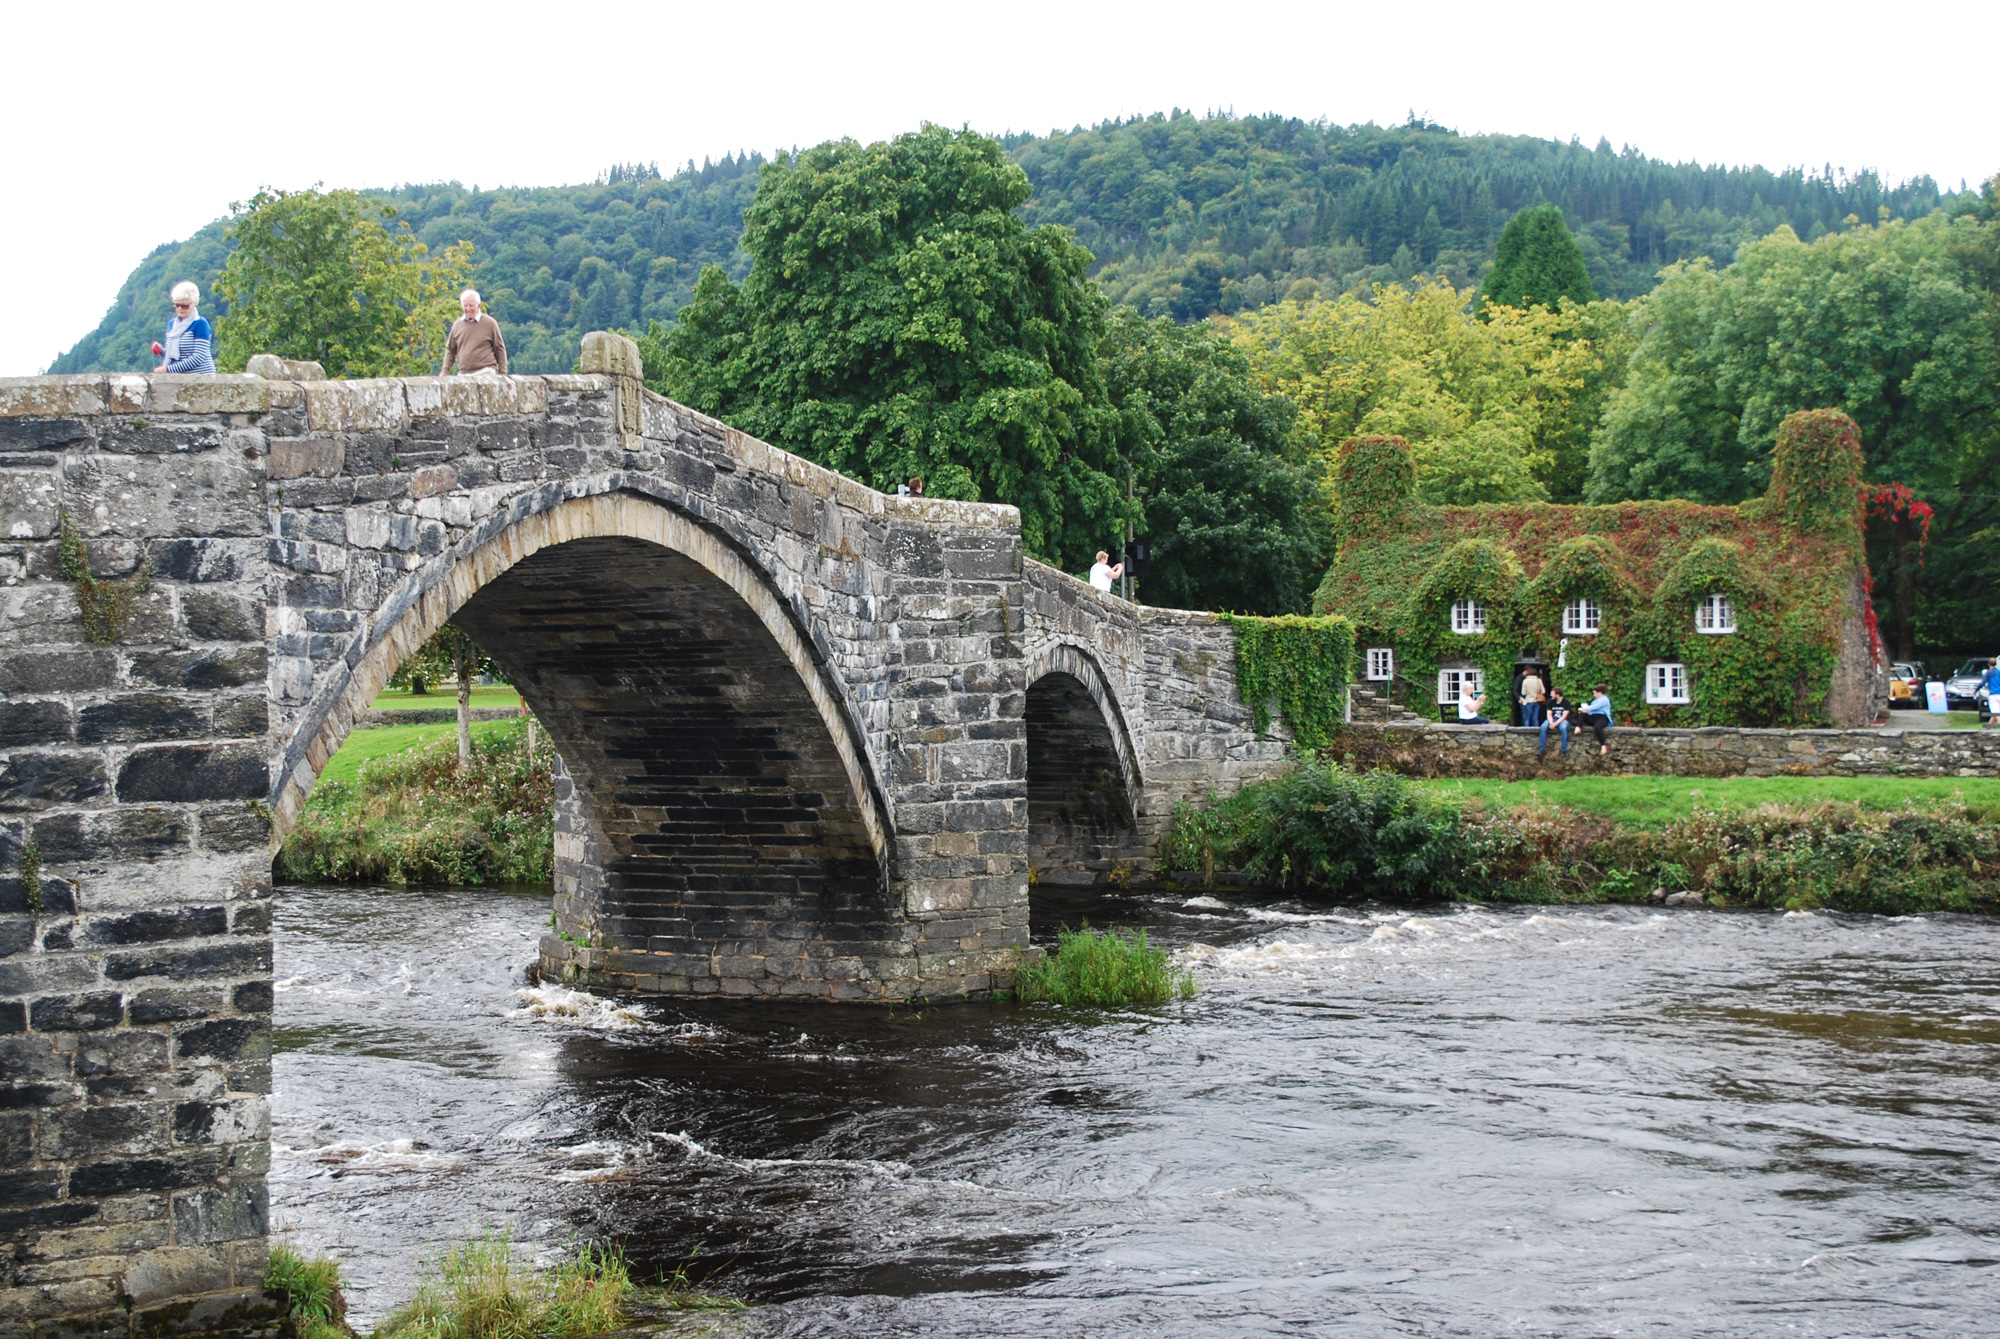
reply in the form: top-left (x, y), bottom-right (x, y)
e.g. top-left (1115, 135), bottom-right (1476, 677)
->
top-left (1865, 482), bottom-right (1934, 562)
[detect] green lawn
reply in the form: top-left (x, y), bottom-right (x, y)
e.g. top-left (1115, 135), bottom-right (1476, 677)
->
top-left (1417, 774), bottom-right (2000, 828)
top-left (368, 684), bottom-right (523, 711)
top-left (318, 718), bottom-right (525, 789)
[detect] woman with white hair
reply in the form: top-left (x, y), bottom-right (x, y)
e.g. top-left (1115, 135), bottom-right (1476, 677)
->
top-left (154, 281), bottom-right (215, 374)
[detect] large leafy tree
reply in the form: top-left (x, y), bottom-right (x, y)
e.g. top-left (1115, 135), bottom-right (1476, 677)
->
top-left (216, 187), bottom-right (473, 377)
top-left (1229, 280), bottom-right (1629, 505)
top-left (1587, 204), bottom-right (2000, 651)
top-left (647, 124), bottom-right (1127, 566)
top-left (1479, 205), bottom-right (1595, 312)
top-left (1099, 309), bottom-right (1330, 613)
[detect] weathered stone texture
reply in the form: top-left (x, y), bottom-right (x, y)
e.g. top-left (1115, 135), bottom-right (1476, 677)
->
top-left (1340, 717), bottom-right (2000, 779)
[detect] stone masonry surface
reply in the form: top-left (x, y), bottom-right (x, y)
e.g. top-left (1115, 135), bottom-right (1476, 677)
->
top-left (1339, 717), bottom-right (2000, 779)
top-left (0, 336), bottom-right (1292, 1338)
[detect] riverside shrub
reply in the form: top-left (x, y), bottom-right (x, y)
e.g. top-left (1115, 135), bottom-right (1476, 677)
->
top-left (1164, 764), bottom-right (1471, 899)
top-left (1164, 765), bottom-right (2000, 914)
top-left (276, 722), bottom-right (554, 885)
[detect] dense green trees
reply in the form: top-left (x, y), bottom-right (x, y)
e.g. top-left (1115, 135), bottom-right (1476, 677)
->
top-left (1589, 203), bottom-right (2000, 651)
top-left (1098, 309), bottom-right (1329, 613)
top-left (1010, 112), bottom-right (1950, 315)
top-left (1478, 205), bottom-right (1594, 311)
top-left (1229, 282), bottom-right (1631, 505)
top-left (215, 188), bottom-right (472, 377)
top-left (646, 125), bottom-right (1125, 567)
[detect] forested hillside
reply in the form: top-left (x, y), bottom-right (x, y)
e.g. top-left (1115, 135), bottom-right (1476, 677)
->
top-left (1012, 114), bottom-right (1950, 316)
top-left (50, 113), bottom-right (1953, 374)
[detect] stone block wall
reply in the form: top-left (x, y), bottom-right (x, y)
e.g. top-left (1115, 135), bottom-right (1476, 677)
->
top-left (1338, 718), bottom-right (2000, 779)
top-left (1, 373), bottom-right (279, 1339)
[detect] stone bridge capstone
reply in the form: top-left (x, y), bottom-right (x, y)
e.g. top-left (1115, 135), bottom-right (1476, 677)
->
top-left (0, 333), bottom-right (1289, 1337)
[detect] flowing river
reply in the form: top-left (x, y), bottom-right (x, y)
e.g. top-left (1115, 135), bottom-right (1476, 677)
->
top-left (272, 883), bottom-right (2000, 1336)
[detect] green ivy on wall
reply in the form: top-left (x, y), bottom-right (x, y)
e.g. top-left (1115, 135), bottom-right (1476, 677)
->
top-left (1312, 413), bottom-right (1871, 728)
top-left (1220, 613), bottom-right (1356, 749)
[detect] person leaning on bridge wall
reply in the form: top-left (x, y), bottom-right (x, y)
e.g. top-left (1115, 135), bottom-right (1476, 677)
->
top-left (441, 287), bottom-right (506, 375)
top-left (152, 280), bottom-right (214, 373)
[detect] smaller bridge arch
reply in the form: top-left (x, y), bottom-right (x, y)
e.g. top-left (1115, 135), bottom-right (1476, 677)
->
top-left (1024, 642), bottom-right (1147, 886)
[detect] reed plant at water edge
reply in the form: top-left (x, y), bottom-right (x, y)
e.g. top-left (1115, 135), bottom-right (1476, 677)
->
top-left (1015, 923), bottom-right (1196, 1006)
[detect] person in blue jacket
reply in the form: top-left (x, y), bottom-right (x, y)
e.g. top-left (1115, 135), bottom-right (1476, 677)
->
top-left (1984, 656), bottom-right (2000, 726)
top-left (154, 281), bottom-right (215, 373)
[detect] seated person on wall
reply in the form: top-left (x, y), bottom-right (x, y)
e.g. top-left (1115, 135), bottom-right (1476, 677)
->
top-left (1457, 685), bottom-right (1491, 725)
top-left (1580, 683), bottom-right (1614, 755)
top-left (1539, 688), bottom-right (1573, 756)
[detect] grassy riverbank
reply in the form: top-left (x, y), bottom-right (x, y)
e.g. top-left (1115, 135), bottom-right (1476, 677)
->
top-left (1167, 764), bottom-right (2000, 914)
top-left (1415, 775), bottom-right (2000, 828)
top-left (277, 720), bottom-right (555, 886)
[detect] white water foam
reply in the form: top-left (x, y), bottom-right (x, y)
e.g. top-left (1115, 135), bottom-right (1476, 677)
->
top-left (507, 985), bottom-right (650, 1030)
top-left (651, 1129), bottom-right (916, 1180)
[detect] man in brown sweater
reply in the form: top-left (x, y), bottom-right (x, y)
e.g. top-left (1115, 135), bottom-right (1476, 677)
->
top-left (442, 289), bottom-right (507, 375)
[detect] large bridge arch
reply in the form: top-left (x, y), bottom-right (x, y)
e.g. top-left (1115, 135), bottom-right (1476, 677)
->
top-left (272, 490), bottom-right (891, 865)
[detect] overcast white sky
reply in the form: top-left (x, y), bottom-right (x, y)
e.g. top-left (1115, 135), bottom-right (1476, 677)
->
top-left (6, 0), bottom-right (1993, 376)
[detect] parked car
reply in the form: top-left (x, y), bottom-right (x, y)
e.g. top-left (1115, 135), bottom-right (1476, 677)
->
top-left (1943, 657), bottom-right (1996, 711)
top-left (1887, 661), bottom-right (1926, 708)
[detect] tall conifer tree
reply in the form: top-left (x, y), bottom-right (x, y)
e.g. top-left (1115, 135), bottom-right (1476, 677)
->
top-left (1479, 205), bottom-right (1595, 312)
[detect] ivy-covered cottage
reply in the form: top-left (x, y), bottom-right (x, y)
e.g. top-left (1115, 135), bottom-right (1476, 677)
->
top-left (1314, 410), bottom-right (1883, 728)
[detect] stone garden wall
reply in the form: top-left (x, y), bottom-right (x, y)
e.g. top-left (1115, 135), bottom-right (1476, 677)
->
top-left (1338, 718), bottom-right (2000, 780)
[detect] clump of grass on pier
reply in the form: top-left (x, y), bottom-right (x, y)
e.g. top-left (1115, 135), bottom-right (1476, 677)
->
top-left (1015, 924), bottom-right (1196, 1006)
top-left (265, 1243), bottom-right (351, 1339)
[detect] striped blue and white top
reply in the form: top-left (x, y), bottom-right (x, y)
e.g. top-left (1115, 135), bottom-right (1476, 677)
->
top-left (161, 314), bottom-right (215, 374)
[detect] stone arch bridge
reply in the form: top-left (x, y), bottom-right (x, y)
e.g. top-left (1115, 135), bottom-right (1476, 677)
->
top-left (0, 334), bottom-right (1289, 1335)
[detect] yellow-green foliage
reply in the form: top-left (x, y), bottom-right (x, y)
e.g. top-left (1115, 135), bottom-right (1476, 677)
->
top-left (1229, 280), bottom-right (1633, 505)
top-left (377, 1235), bottom-right (630, 1339)
top-left (1015, 924), bottom-right (1195, 1006)
top-left (1313, 415), bottom-right (1867, 728)
top-left (1219, 613), bottom-right (1355, 749)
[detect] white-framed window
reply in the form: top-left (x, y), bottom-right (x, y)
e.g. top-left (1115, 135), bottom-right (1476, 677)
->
top-left (1562, 597), bottom-right (1602, 635)
top-left (1365, 647), bottom-right (1394, 681)
top-left (1646, 662), bottom-right (1690, 704)
top-left (1449, 599), bottom-right (1487, 634)
top-left (1695, 593), bottom-right (1735, 634)
top-left (1437, 666), bottom-right (1484, 705)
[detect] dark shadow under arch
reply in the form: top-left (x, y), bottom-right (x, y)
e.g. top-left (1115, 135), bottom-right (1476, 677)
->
top-left (1025, 668), bottom-right (1142, 889)
top-left (452, 535), bottom-right (892, 968)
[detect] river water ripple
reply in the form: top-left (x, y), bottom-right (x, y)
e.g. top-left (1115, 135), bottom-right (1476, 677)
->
top-left (272, 884), bottom-right (2000, 1336)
